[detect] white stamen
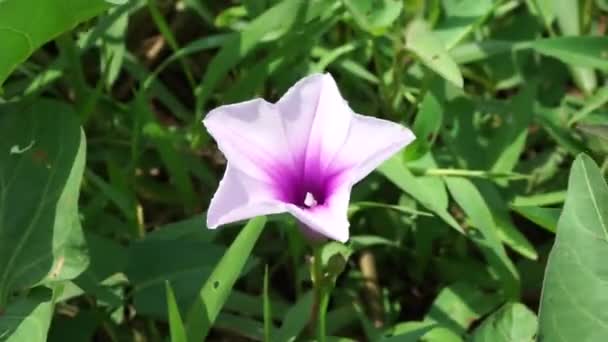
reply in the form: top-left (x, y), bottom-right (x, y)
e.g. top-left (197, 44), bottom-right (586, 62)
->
top-left (304, 192), bottom-right (318, 208)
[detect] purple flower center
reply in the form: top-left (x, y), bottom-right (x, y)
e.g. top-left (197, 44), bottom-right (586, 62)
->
top-left (265, 153), bottom-right (345, 209)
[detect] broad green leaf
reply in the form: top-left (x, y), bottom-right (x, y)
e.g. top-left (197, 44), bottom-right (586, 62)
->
top-left (435, 0), bottom-right (494, 49)
top-left (0, 0), bottom-right (112, 84)
top-left (538, 154), bottom-right (608, 340)
top-left (445, 178), bottom-right (519, 297)
top-left (344, 0), bottom-right (403, 35)
top-left (378, 156), bottom-right (462, 233)
top-left (166, 282), bottom-right (187, 342)
top-left (0, 100), bottom-right (88, 305)
top-left (471, 303), bottom-right (537, 342)
top-left (126, 229), bottom-right (228, 318)
top-left (0, 287), bottom-right (55, 342)
top-left (425, 282), bottom-right (503, 335)
top-left (531, 37), bottom-right (608, 71)
top-left (185, 217), bottom-right (267, 341)
top-left (405, 19), bottom-right (463, 88)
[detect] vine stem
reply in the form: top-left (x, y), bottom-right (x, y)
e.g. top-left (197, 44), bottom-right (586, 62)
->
top-left (312, 245), bottom-right (329, 342)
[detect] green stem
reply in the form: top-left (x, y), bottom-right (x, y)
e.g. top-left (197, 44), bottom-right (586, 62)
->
top-left (317, 286), bottom-right (329, 342)
top-left (410, 167), bottom-right (532, 180)
top-left (312, 246), bottom-right (328, 342)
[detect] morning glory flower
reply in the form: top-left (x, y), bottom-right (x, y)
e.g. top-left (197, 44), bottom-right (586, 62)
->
top-left (203, 73), bottom-right (415, 242)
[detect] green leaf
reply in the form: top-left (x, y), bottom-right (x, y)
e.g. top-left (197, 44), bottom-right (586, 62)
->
top-left (511, 206), bottom-right (560, 233)
top-left (487, 85), bottom-right (534, 174)
top-left (434, 0), bottom-right (495, 49)
top-left (538, 154), bottom-right (608, 340)
top-left (0, 287), bottom-right (55, 342)
top-left (185, 217), bottom-right (267, 341)
top-left (405, 19), bottom-right (464, 88)
top-left (126, 229), bottom-right (228, 318)
top-left (378, 156), bottom-right (462, 233)
top-left (194, 0), bottom-right (334, 113)
top-left (471, 303), bottom-right (537, 342)
top-left (263, 265), bottom-right (272, 342)
top-left (445, 178), bottom-right (519, 297)
top-left (166, 282), bottom-right (187, 342)
top-left (275, 292), bottom-right (314, 342)
top-left (476, 182), bottom-right (537, 260)
top-left (100, 6), bottom-right (128, 88)
top-left (531, 37), bottom-right (608, 71)
top-left (404, 92), bottom-right (443, 160)
top-left (73, 233), bottom-right (127, 307)
top-left (569, 86), bottom-right (608, 126)
top-left (0, 0), bottom-right (112, 84)
top-left (0, 100), bottom-right (88, 306)
top-left (380, 321), bottom-right (437, 341)
top-left (553, 0), bottom-right (597, 94)
top-left (425, 282), bottom-right (503, 335)
top-left (344, 0), bottom-right (403, 35)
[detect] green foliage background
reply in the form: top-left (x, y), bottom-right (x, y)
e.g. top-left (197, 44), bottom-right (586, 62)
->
top-left (0, 0), bottom-right (607, 341)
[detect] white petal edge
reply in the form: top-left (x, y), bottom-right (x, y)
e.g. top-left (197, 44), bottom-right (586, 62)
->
top-left (206, 165), bottom-right (286, 229)
top-left (203, 98), bottom-right (293, 182)
top-left (333, 113), bottom-right (416, 184)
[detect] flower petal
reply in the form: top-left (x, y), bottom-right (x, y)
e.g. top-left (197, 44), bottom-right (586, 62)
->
top-left (203, 99), bottom-right (294, 182)
top-left (332, 113), bottom-right (415, 184)
top-left (286, 181), bottom-right (352, 242)
top-left (275, 74), bottom-right (325, 156)
top-left (207, 165), bottom-right (286, 228)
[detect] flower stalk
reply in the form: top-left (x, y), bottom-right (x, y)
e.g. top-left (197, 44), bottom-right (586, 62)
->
top-left (312, 245), bottom-right (330, 342)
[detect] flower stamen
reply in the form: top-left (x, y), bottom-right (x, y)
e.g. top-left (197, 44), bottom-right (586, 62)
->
top-left (304, 192), bottom-right (318, 208)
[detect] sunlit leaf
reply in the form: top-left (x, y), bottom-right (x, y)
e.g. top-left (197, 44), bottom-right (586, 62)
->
top-left (405, 19), bottom-right (464, 88)
top-left (0, 0), bottom-right (113, 84)
top-left (471, 303), bottom-right (537, 342)
top-left (185, 217), bottom-right (267, 341)
top-left (538, 154), bottom-right (608, 340)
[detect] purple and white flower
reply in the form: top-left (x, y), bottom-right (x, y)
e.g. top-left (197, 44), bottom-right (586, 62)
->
top-left (204, 73), bottom-right (415, 242)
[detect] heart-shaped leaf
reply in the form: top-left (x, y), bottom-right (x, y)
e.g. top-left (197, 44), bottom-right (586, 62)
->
top-left (538, 154), bottom-right (608, 340)
top-left (0, 100), bottom-right (88, 306)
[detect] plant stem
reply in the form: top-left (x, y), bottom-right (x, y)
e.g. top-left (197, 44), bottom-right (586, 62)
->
top-left (410, 167), bottom-right (532, 180)
top-left (312, 246), bottom-right (328, 342)
top-left (317, 286), bottom-right (330, 342)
